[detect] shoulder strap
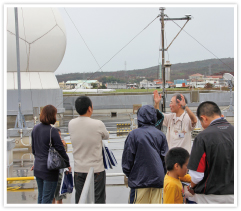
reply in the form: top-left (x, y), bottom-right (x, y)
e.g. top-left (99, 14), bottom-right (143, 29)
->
top-left (49, 126), bottom-right (69, 163)
top-left (49, 126), bottom-right (53, 147)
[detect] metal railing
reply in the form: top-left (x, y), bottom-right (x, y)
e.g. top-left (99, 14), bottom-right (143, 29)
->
top-left (106, 173), bottom-right (124, 177)
top-left (79, 167), bottom-right (95, 204)
top-left (7, 171), bottom-right (127, 201)
top-left (7, 176), bottom-right (35, 181)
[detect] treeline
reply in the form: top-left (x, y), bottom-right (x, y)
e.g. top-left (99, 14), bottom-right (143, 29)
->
top-left (56, 58), bottom-right (234, 83)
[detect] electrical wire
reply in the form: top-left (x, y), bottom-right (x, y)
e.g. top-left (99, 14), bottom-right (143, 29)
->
top-left (55, 10), bottom-right (160, 108)
top-left (64, 8), bottom-right (104, 73)
top-left (21, 11), bottom-right (160, 138)
top-left (170, 18), bottom-right (233, 72)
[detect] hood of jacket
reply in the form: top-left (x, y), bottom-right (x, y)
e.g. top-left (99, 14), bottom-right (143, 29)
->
top-left (137, 105), bottom-right (157, 127)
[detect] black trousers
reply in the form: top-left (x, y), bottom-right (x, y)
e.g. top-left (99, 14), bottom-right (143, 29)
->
top-left (74, 170), bottom-right (106, 204)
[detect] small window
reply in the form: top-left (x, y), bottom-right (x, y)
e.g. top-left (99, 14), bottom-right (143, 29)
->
top-left (111, 112), bottom-right (117, 117)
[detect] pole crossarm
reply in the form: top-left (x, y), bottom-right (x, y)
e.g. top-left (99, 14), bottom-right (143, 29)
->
top-left (163, 17), bottom-right (191, 21)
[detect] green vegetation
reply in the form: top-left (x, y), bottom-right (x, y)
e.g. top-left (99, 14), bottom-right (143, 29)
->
top-left (56, 58), bottom-right (234, 83)
top-left (204, 83), bottom-right (214, 89)
top-left (91, 83), bottom-right (98, 89)
top-left (99, 76), bottom-right (126, 84)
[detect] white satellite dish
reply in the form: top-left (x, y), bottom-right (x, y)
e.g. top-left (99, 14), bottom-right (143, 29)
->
top-left (223, 73), bottom-right (234, 86)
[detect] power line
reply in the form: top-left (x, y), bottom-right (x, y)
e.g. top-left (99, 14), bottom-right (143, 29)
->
top-left (64, 8), bottom-right (104, 73)
top-left (56, 10), bottom-right (159, 108)
top-left (21, 9), bottom-right (160, 137)
top-left (94, 15), bottom-right (160, 73)
top-left (170, 18), bottom-right (233, 72)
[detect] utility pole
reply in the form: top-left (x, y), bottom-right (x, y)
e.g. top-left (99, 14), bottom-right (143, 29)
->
top-left (160, 7), bottom-right (165, 112)
top-left (159, 7), bottom-right (191, 112)
top-left (14, 7), bottom-right (26, 129)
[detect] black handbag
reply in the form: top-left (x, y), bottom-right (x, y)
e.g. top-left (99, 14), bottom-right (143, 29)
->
top-left (47, 127), bottom-right (69, 170)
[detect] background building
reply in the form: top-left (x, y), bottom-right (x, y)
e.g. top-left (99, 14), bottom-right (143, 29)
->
top-left (189, 73), bottom-right (204, 80)
top-left (65, 80), bottom-right (100, 89)
top-left (107, 83), bottom-right (127, 89)
top-left (58, 81), bottom-right (66, 89)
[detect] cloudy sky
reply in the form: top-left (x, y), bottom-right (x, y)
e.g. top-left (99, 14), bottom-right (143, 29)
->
top-left (55, 5), bottom-right (235, 75)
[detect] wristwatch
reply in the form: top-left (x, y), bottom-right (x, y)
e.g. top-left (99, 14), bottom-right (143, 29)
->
top-left (182, 105), bottom-right (186, 110)
top-left (189, 184), bottom-right (194, 191)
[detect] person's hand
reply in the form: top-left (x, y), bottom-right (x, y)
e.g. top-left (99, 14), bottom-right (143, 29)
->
top-left (177, 94), bottom-right (186, 107)
top-left (67, 166), bottom-right (72, 173)
top-left (187, 185), bottom-right (195, 195)
top-left (62, 140), bottom-right (67, 146)
top-left (30, 165), bottom-right (34, 171)
top-left (153, 90), bottom-right (162, 104)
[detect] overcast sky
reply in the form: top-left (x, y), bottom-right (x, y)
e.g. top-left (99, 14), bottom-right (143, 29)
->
top-left (54, 6), bottom-right (234, 75)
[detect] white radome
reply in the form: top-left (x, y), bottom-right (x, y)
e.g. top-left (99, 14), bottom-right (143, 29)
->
top-left (7, 7), bottom-right (66, 90)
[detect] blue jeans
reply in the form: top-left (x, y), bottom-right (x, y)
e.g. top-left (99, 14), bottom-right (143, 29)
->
top-left (36, 177), bottom-right (58, 204)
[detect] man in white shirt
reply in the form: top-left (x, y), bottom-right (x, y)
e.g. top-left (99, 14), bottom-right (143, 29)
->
top-left (153, 90), bottom-right (197, 153)
top-left (68, 96), bottom-right (109, 204)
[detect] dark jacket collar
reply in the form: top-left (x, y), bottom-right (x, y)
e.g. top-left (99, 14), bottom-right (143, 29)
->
top-left (209, 118), bottom-right (229, 127)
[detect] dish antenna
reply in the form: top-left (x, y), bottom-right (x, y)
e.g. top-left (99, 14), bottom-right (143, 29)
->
top-left (223, 73), bottom-right (234, 88)
top-left (222, 73), bottom-right (234, 115)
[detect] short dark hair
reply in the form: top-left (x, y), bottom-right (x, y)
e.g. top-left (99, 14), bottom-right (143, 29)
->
top-left (40, 105), bottom-right (57, 125)
top-left (75, 96), bottom-right (92, 115)
top-left (197, 101), bottom-right (221, 121)
top-left (173, 93), bottom-right (188, 104)
top-left (165, 147), bottom-right (190, 171)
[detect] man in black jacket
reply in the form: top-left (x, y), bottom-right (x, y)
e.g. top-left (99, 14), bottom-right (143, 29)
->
top-left (122, 105), bottom-right (168, 204)
top-left (187, 101), bottom-right (234, 204)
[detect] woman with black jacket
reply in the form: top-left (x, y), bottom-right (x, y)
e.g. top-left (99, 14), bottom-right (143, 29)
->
top-left (31, 105), bottom-right (71, 204)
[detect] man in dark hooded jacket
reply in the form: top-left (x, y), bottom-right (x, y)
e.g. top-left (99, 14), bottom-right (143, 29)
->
top-left (122, 105), bottom-right (169, 204)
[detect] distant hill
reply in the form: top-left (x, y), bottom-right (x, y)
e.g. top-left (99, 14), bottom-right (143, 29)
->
top-left (56, 57), bottom-right (234, 83)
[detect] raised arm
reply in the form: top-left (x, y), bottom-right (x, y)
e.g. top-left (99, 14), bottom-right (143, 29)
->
top-left (153, 90), bottom-right (162, 110)
top-left (177, 94), bottom-right (197, 127)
